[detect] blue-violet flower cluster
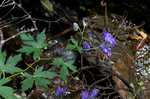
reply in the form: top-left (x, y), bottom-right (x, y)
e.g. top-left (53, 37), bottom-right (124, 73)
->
top-left (83, 41), bottom-right (91, 55)
top-left (102, 29), bottom-right (116, 47)
top-left (100, 29), bottom-right (116, 58)
top-left (99, 45), bottom-right (111, 58)
top-left (81, 89), bottom-right (99, 99)
top-left (56, 87), bottom-right (67, 99)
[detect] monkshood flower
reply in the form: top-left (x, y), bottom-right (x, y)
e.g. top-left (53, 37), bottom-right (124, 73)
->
top-left (83, 41), bottom-right (90, 49)
top-left (89, 89), bottom-right (99, 98)
top-left (83, 41), bottom-right (91, 55)
top-left (81, 91), bottom-right (89, 99)
top-left (102, 29), bottom-right (116, 47)
top-left (56, 87), bottom-right (67, 99)
top-left (99, 45), bottom-right (111, 58)
top-left (73, 22), bottom-right (79, 31)
top-left (82, 18), bottom-right (88, 27)
top-left (81, 89), bottom-right (99, 99)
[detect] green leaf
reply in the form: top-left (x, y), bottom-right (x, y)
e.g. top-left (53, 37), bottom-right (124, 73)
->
top-left (35, 71), bottom-right (57, 78)
top-left (34, 67), bottom-right (57, 78)
top-left (70, 36), bottom-right (78, 46)
top-left (77, 46), bottom-right (82, 53)
top-left (0, 78), bottom-right (10, 86)
top-left (37, 29), bottom-right (46, 42)
top-left (60, 66), bottom-right (69, 80)
top-left (51, 58), bottom-right (64, 66)
top-left (33, 48), bottom-right (41, 60)
top-left (0, 86), bottom-right (16, 99)
top-left (66, 44), bottom-right (76, 50)
top-left (65, 60), bottom-right (74, 65)
top-left (18, 29), bottom-right (47, 60)
top-left (21, 78), bottom-right (34, 91)
top-left (0, 50), bottom-right (6, 66)
top-left (20, 33), bottom-right (34, 45)
top-left (18, 46), bottom-right (33, 55)
top-left (22, 67), bottom-right (56, 91)
top-left (67, 64), bottom-right (78, 72)
top-left (35, 78), bottom-right (50, 89)
top-left (0, 51), bottom-right (22, 74)
top-left (6, 54), bottom-right (21, 67)
top-left (65, 61), bottom-right (78, 72)
top-left (0, 78), bottom-right (16, 99)
top-left (67, 37), bottom-right (82, 53)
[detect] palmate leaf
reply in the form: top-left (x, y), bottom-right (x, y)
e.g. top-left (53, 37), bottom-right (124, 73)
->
top-left (51, 58), bottom-right (78, 80)
top-left (66, 36), bottom-right (82, 53)
top-left (51, 58), bottom-right (64, 66)
top-left (0, 78), bottom-right (16, 99)
top-left (21, 67), bottom-right (57, 91)
top-left (18, 29), bottom-right (48, 60)
top-left (0, 51), bottom-right (22, 74)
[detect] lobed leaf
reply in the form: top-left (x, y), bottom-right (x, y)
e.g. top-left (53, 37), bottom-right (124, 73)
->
top-left (0, 52), bottom-right (22, 74)
top-left (20, 33), bottom-right (35, 46)
top-left (21, 78), bottom-right (34, 91)
top-left (37, 29), bottom-right (46, 43)
top-left (18, 46), bottom-right (33, 55)
top-left (22, 67), bottom-right (56, 91)
top-left (35, 78), bottom-right (50, 89)
top-left (0, 86), bottom-right (16, 99)
top-left (33, 48), bottom-right (41, 60)
top-left (0, 78), bottom-right (10, 86)
top-left (19, 29), bottom-right (48, 60)
top-left (60, 66), bottom-right (69, 80)
top-left (66, 44), bottom-right (76, 50)
top-left (51, 58), bottom-right (64, 66)
top-left (0, 78), bottom-right (16, 99)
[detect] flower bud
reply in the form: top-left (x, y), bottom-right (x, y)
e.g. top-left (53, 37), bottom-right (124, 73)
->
top-left (82, 18), bottom-right (88, 27)
top-left (73, 22), bottom-right (79, 31)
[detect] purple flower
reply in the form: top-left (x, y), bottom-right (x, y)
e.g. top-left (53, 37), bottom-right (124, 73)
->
top-left (81, 91), bottom-right (89, 99)
top-left (83, 42), bottom-right (90, 49)
top-left (83, 41), bottom-right (91, 55)
top-left (99, 45), bottom-right (111, 57)
top-left (81, 89), bottom-right (99, 99)
top-left (73, 22), bottom-right (79, 31)
top-left (102, 29), bottom-right (116, 47)
top-left (56, 87), bottom-right (67, 99)
top-left (89, 89), bottom-right (99, 98)
top-left (82, 18), bottom-right (88, 27)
